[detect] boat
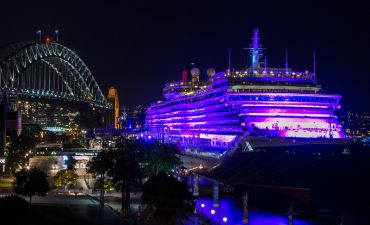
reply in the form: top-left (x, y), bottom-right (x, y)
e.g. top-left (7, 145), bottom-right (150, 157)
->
top-left (145, 29), bottom-right (349, 160)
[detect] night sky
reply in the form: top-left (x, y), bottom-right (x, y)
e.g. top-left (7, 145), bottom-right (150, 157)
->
top-left (1, 1), bottom-right (369, 112)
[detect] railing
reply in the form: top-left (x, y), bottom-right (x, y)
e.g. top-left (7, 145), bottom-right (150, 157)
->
top-left (226, 68), bottom-right (315, 80)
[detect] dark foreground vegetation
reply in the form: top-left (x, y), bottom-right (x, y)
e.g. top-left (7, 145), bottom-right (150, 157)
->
top-left (0, 195), bottom-right (90, 225)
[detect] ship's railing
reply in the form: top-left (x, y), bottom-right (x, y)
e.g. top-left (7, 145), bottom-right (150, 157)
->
top-left (164, 81), bottom-right (209, 88)
top-left (227, 93), bottom-right (341, 104)
top-left (165, 81), bottom-right (188, 88)
top-left (163, 81), bottom-right (211, 100)
top-left (226, 68), bottom-right (315, 80)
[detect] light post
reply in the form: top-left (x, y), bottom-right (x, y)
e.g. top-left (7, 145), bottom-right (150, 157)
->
top-left (0, 158), bottom-right (5, 173)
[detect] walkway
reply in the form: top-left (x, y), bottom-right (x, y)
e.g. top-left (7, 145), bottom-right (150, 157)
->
top-left (32, 193), bottom-right (127, 225)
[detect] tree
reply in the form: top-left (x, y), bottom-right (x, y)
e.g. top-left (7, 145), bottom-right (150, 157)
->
top-left (65, 155), bottom-right (77, 170)
top-left (141, 172), bottom-right (193, 225)
top-left (54, 169), bottom-right (78, 189)
top-left (13, 168), bottom-right (49, 204)
top-left (93, 177), bottom-right (114, 192)
top-left (141, 142), bottom-right (182, 176)
top-left (87, 151), bottom-right (112, 206)
top-left (108, 138), bottom-right (143, 218)
top-left (5, 130), bottom-right (36, 175)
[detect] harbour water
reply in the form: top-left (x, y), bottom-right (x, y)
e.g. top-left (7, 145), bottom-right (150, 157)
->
top-left (195, 198), bottom-right (313, 225)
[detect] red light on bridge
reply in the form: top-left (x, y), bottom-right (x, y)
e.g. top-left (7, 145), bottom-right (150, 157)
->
top-left (45, 37), bottom-right (51, 43)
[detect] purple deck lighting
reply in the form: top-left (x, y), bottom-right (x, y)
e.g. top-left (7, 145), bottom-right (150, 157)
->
top-left (144, 29), bottom-right (345, 157)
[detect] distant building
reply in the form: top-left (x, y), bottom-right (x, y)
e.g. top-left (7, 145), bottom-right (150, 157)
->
top-left (105, 87), bottom-right (120, 129)
top-left (128, 105), bottom-right (146, 129)
top-left (0, 89), bottom-right (22, 156)
top-left (118, 105), bottom-right (146, 131)
top-left (341, 111), bottom-right (370, 138)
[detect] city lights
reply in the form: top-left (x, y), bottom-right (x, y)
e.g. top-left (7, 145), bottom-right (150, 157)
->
top-left (0, 6), bottom-right (366, 224)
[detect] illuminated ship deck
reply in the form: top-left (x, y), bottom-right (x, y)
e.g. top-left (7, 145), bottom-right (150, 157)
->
top-left (145, 29), bottom-right (345, 157)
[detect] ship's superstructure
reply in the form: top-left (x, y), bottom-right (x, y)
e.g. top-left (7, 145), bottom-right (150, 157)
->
top-left (145, 29), bottom-right (345, 157)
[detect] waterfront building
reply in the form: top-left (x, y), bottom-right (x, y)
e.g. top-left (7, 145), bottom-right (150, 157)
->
top-left (1, 90), bottom-right (22, 154)
top-left (123, 105), bottom-right (146, 130)
top-left (341, 110), bottom-right (370, 138)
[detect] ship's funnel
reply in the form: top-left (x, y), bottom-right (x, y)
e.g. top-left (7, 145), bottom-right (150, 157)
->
top-left (207, 68), bottom-right (216, 82)
top-left (191, 67), bottom-right (200, 84)
top-left (182, 70), bottom-right (188, 83)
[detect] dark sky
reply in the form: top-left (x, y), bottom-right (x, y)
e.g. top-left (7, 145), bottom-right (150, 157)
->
top-left (1, 1), bottom-right (369, 112)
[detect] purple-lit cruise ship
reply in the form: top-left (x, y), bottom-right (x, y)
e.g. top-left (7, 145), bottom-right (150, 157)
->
top-left (145, 29), bottom-right (347, 158)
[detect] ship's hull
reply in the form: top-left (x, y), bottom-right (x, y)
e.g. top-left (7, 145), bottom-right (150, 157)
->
top-left (177, 137), bottom-right (352, 177)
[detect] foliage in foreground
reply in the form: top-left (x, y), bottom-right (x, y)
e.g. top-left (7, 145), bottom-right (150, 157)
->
top-left (141, 172), bottom-right (193, 225)
top-left (54, 169), bottom-right (78, 188)
top-left (93, 177), bottom-right (114, 191)
top-left (0, 195), bottom-right (29, 223)
top-left (140, 142), bottom-right (182, 176)
top-left (4, 130), bottom-right (35, 175)
top-left (0, 196), bottom-right (90, 225)
top-left (13, 168), bottom-right (49, 204)
top-left (87, 138), bottom-right (183, 218)
top-left (108, 139), bottom-right (143, 217)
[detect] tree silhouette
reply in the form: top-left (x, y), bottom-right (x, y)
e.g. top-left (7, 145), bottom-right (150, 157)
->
top-left (87, 151), bottom-right (112, 206)
top-left (87, 138), bottom-right (182, 219)
top-left (54, 169), bottom-right (78, 189)
top-left (141, 141), bottom-right (181, 176)
top-left (5, 130), bottom-right (35, 175)
top-left (0, 195), bottom-right (29, 223)
top-left (93, 177), bottom-right (114, 192)
top-left (108, 138), bottom-right (143, 218)
top-left (141, 172), bottom-right (193, 225)
top-left (13, 168), bottom-right (49, 204)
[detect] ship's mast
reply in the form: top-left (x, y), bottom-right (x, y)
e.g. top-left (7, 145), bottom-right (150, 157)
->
top-left (313, 49), bottom-right (316, 80)
top-left (329, 114), bottom-right (333, 138)
top-left (245, 28), bottom-right (265, 70)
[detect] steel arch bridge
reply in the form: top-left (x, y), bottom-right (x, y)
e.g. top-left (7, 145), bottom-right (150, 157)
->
top-left (0, 42), bottom-right (109, 108)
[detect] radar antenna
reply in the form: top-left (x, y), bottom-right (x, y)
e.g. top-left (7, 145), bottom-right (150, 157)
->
top-left (285, 49), bottom-right (289, 74)
top-left (228, 48), bottom-right (231, 71)
top-left (313, 49), bottom-right (316, 80)
top-left (264, 58), bottom-right (267, 72)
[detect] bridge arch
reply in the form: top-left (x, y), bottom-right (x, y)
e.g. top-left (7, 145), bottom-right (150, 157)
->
top-left (0, 42), bottom-right (109, 108)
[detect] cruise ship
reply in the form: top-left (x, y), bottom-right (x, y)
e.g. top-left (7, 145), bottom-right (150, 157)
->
top-left (145, 29), bottom-right (348, 159)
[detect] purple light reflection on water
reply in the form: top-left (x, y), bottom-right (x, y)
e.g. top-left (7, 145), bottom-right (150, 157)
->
top-left (196, 198), bottom-right (313, 225)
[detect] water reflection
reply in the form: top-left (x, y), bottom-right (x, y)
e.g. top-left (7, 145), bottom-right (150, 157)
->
top-left (196, 198), bottom-right (313, 225)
